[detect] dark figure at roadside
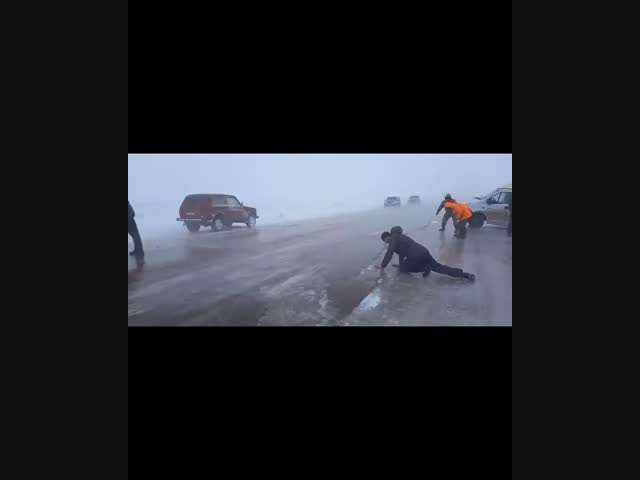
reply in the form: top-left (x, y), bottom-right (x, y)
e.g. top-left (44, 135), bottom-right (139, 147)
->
top-left (436, 194), bottom-right (456, 231)
top-left (378, 228), bottom-right (475, 280)
top-left (507, 199), bottom-right (512, 236)
top-left (444, 201), bottom-right (473, 239)
top-left (128, 201), bottom-right (145, 265)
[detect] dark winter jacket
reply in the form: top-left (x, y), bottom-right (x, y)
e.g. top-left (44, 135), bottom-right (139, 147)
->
top-left (436, 197), bottom-right (456, 215)
top-left (381, 234), bottom-right (431, 268)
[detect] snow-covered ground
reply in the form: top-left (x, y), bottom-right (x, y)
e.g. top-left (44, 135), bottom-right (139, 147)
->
top-left (129, 204), bottom-right (512, 326)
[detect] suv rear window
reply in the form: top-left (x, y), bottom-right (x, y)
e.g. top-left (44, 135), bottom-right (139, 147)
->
top-left (182, 196), bottom-right (201, 209)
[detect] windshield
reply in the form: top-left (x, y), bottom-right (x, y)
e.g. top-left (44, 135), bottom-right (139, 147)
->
top-left (477, 190), bottom-right (497, 200)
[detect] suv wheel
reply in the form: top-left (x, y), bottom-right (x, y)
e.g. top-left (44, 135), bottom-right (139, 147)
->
top-left (186, 223), bottom-right (200, 233)
top-left (212, 217), bottom-right (224, 232)
top-left (246, 215), bottom-right (256, 228)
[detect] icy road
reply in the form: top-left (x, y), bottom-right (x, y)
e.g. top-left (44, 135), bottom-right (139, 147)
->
top-left (128, 204), bottom-right (512, 326)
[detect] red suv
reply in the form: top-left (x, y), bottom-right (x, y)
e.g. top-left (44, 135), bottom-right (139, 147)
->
top-left (177, 194), bottom-right (258, 232)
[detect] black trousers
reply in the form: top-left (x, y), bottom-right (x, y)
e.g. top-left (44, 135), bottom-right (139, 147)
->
top-left (455, 219), bottom-right (468, 238)
top-left (398, 253), bottom-right (466, 278)
top-left (441, 210), bottom-right (453, 229)
top-left (128, 218), bottom-right (144, 256)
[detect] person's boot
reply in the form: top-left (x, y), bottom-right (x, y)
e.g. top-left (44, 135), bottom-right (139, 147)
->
top-left (129, 250), bottom-right (139, 256)
top-left (463, 272), bottom-right (475, 281)
top-left (422, 270), bottom-right (431, 278)
top-left (135, 254), bottom-right (145, 266)
top-left (438, 226), bottom-right (445, 232)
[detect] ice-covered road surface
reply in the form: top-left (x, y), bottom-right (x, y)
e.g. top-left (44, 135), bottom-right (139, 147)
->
top-left (128, 205), bottom-right (512, 326)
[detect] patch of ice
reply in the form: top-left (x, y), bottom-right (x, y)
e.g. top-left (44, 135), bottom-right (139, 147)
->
top-left (319, 296), bottom-right (328, 309)
top-left (353, 288), bottom-right (382, 313)
top-left (261, 266), bottom-right (322, 298)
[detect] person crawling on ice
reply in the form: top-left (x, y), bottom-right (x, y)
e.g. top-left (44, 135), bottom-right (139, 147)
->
top-left (376, 226), bottom-right (475, 280)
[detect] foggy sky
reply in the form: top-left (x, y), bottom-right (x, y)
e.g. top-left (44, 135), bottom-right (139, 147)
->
top-left (128, 154), bottom-right (512, 212)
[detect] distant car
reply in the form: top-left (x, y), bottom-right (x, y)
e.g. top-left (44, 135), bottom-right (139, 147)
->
top-left (467, 184), bottom-right (511, 228)
top-left (384, 196), bottom-right (401, 208)
top-left (408, 195), bottom-right (421, 206)
top-left (176, 194), bottom-right (258, 232)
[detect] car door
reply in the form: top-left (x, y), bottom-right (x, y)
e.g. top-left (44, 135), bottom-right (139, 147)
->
top-left (209, 195), bottom-right (227, 221)
top-left (485, 190), bottom-right (512, 226)
top-left (225, 196), bottom-right (248, 223)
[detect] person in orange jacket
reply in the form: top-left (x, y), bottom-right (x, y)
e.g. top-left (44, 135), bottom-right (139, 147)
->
top-left (444, 201), bottom-right (473, 239)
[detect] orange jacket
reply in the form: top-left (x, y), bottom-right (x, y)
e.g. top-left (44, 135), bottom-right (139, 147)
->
top-left (444, 201), bottom-right (473, 222)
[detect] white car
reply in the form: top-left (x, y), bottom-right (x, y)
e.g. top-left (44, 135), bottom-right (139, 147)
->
top-left (467, 184), bottom-right (512, 228)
